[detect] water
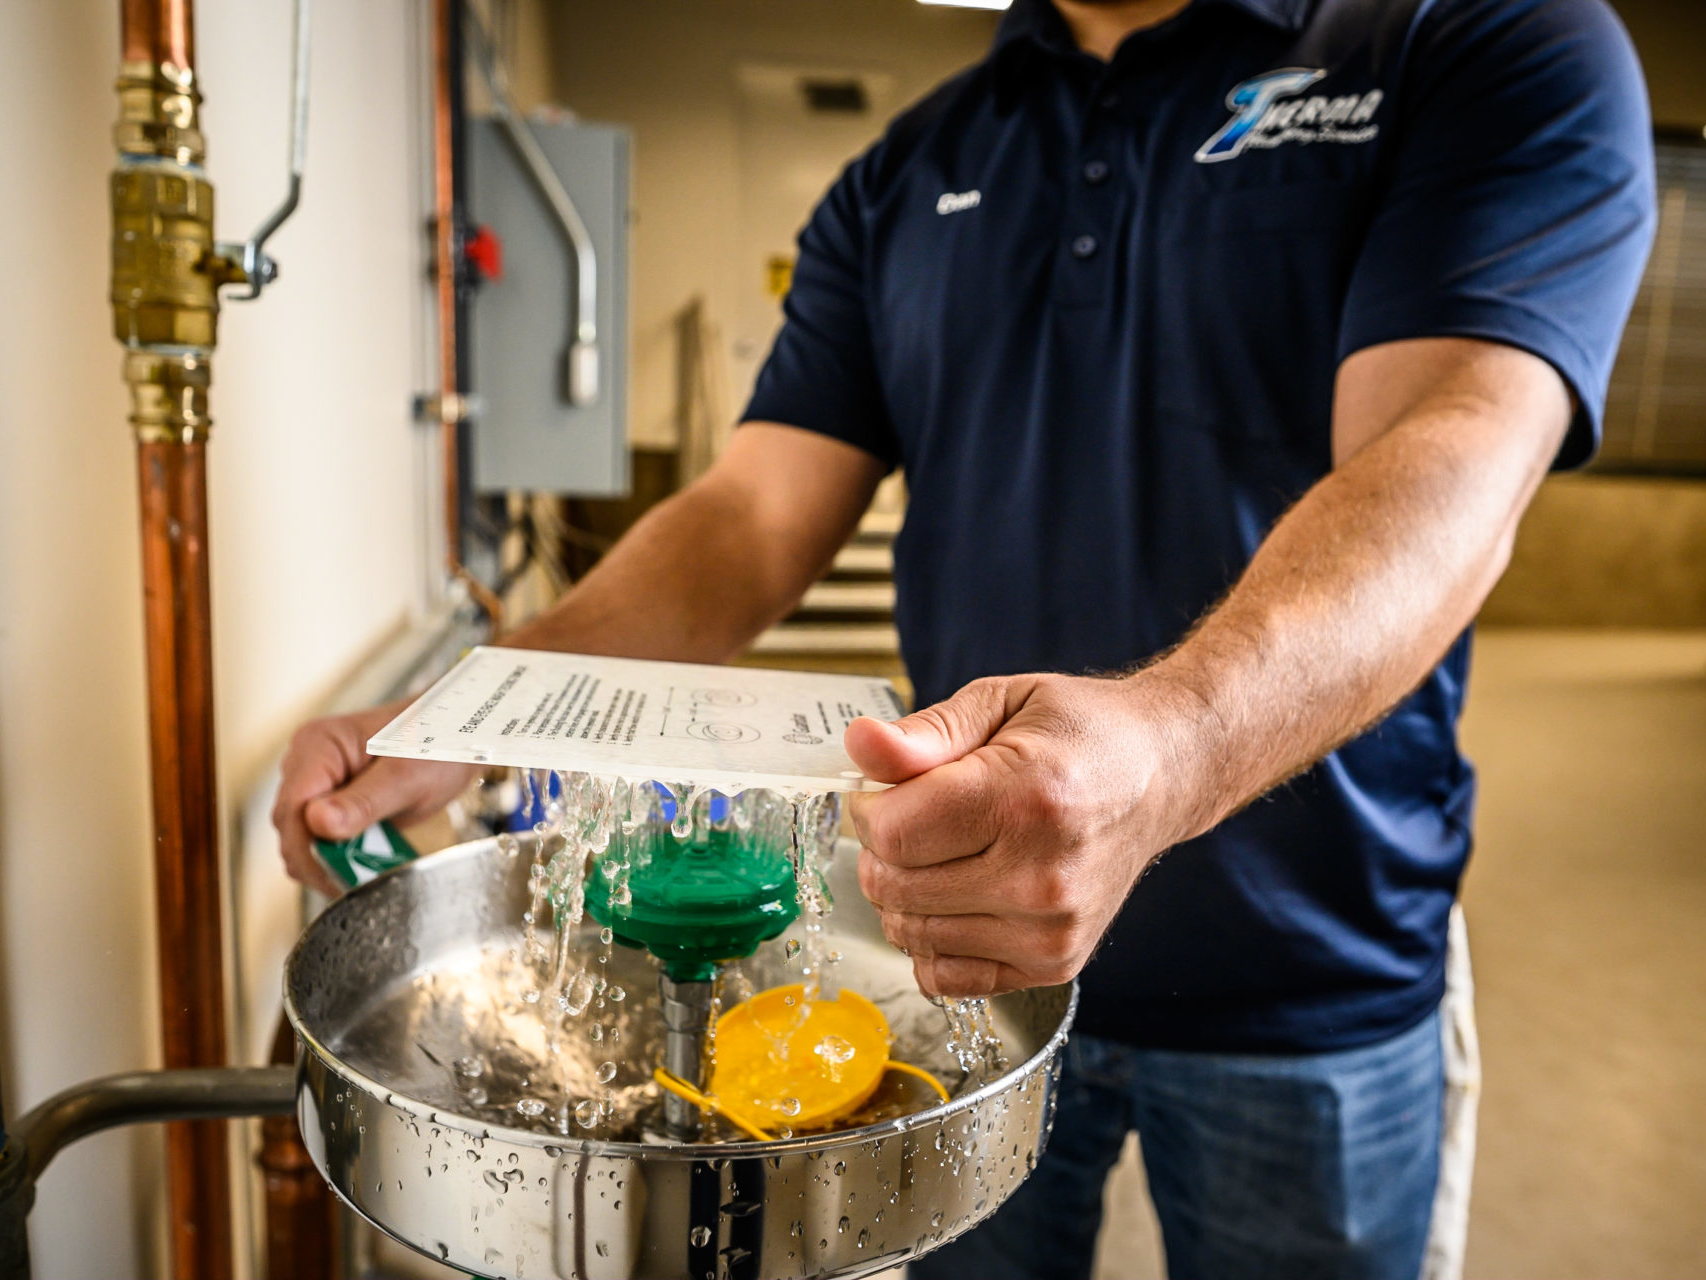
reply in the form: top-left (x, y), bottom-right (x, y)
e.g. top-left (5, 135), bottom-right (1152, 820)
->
top-left (814, 1033), bottom-right (857, 1083)
top-left (330, 771), bottom-right (1006, 1143)
top-left (936, 996), bottom-right (1009, 1083)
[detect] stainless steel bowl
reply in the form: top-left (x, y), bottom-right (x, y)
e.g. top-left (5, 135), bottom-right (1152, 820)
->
top-left (284, 834), bottom-right (1075, 1280)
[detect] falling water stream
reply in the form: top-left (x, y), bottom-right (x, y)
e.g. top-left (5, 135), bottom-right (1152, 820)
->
top-left (339, 769), bottom-right (1008, 1144)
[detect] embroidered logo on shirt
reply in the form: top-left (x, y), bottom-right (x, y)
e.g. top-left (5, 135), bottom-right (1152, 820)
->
top-left (1195, 69), bottom-right (1384, 164)
top-left (936, 189), bottom-right (982, 215)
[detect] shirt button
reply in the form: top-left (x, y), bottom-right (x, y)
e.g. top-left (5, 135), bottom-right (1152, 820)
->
top-left (1071, 234), bottom-right (1099, 259)
top-left (1083, 159), bottom-right (1110, 184)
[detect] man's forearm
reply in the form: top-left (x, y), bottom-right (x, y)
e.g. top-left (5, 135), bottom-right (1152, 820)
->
top-left (1146, 346), bottom-right (1570, 841)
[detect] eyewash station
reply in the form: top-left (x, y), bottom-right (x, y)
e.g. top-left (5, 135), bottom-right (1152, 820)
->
top-left (285, 649), bottom-right (1076, 1278)
top-left (0, 0), bottom-right (1073, 1274)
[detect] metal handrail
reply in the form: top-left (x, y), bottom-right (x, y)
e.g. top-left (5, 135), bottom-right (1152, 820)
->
top-left (12, 1067), bottom-right (296, 1183)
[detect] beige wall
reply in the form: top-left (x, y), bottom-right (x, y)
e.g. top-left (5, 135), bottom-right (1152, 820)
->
top-left (0, 1), bottom-right (435, 1274)
top-left (544, 0), bottom-right (998, 449)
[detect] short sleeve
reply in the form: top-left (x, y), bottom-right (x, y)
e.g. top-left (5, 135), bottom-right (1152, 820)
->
top-left (1338, 0), bottom-right (1657, 469)
top-left (741, 150), bottom-right (902, 468)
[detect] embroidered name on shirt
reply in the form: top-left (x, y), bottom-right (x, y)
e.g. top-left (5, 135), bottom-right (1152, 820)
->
top-left (936, 189), bottom-right (982, 215)
top-left (1196, 69), bottom-right (1384, 164)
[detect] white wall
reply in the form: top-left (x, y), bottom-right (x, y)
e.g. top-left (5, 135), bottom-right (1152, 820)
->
top-left (545, 0), bottom-right (999, 449)
top-left (0, 1), bottom-right (433, 1274)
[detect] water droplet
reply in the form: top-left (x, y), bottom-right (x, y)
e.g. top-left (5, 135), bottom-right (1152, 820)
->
top-left (562, 970), bottom-right (596, 1016)
top-left (595, 1240), bottom-right (610, 1258)
top-left (600, 926), bottom-right (614, 946)
top-left (833, 1160), bottom-right (846, 1176)
top-left (779, 1097), bottom-right (801, 1117)
top-left (484, 1247), bottom-right (503, 1267)
top-left (575, 1099), bottom-right (601, 1128)
top-left (814, 1035), bottom-right (856, 1068)
top-left (607, 984), bottom-right (626, 1002)
top-left (838, 1215), bottom-right (850, 1234)
top-left (483, 1169), bottom-right (507, 1193)
top-left (516, 1097), bottom-right (546, 1119)
top-left (596, 1061), bottom-right (617, 1084)
top-left (689, 1226), bottom-right (712, 1247)
top-left (784, 939), bottom-right (801, 960)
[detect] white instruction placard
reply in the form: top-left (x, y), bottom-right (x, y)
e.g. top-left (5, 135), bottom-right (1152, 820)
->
top-left (367, 647), bottom-right (908, 793)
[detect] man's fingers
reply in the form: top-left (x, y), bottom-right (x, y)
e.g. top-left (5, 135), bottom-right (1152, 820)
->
top-left (859, 846), bottom-right (1006, 916)
top-left (849, 749), bottom-right (1010, 870)
top-left (282, 844), bottom-right (343, 898)
top-left (304, 758), bottom-right (422, 842)
top-left (844, 676), bottom-right (1031, 785)
top-left (912, 954), bottom-right (1030, 999)
top-left (878, 909), bottom-right (1007, 959)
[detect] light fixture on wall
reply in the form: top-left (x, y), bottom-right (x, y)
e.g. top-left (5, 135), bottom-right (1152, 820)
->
top-left (918, 0), bottom-right (1013, 9)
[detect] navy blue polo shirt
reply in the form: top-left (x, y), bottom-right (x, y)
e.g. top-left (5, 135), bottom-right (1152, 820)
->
top-left (745, 0), bottom-right (1655, 1051)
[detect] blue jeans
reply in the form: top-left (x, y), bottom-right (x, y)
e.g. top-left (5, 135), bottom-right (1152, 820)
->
top-left (911, 1011), bottom-right (1443, 1280)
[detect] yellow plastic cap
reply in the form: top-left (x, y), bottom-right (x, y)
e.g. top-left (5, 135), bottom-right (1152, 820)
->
top-left (710, 984), bottom-right (891, 1132)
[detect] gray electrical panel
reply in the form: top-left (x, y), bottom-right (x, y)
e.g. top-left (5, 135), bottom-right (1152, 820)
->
top-left (468, 118), bottom-right (630, 496)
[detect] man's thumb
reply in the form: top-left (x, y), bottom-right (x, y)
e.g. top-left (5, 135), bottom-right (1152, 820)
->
top-left (304, 761), bottom-right (410, 842)
top-left (844, 678), bottom-right (1015, 785)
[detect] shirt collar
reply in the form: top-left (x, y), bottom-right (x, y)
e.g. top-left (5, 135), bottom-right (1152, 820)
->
top-left (992, 0), bottom-right (1314, 84)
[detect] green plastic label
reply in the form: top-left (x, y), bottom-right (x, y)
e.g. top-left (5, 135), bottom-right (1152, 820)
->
top-left (314, 821), bottom-right (416, 889)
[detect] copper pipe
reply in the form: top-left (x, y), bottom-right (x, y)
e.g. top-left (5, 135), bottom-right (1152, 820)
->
top-left (121, 0), bottom-right (193, 68)
top-left (432, 0), bottom-right (460, 571)
top-left (136, 438), bottom-right (233, 1280)
top-left (431, 0), bottom-right (504, 631)
top-left (259, 1019), bottom-right (335, 1279)
top-left (113, 2), bottom-right (234, 1276)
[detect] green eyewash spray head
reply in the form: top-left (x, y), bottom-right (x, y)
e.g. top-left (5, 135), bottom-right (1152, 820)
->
top-left (583, 786), bottom-right (802, 983)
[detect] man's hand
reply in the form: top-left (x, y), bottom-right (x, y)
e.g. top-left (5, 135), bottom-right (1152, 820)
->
top-left (272, 699), bottom-right (477, 896)
top-left (845, 672), bottom-right (1219, 998)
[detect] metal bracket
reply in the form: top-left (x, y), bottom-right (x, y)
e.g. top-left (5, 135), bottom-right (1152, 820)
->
top-left (462, 6), bottom-right (601, 407)
top-left (411, 391), bottom-right (483, 425)
top-left (215, 0), bottom-right (312, 299)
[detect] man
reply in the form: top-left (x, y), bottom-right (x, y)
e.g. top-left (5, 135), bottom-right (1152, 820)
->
top-left (274, 0), bottom-right (1654, 1275)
